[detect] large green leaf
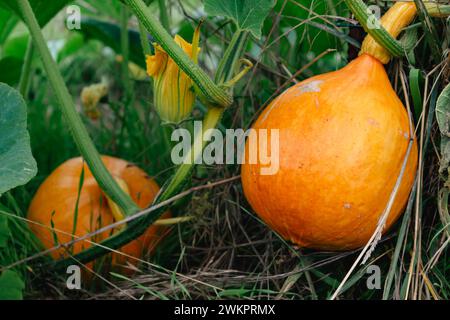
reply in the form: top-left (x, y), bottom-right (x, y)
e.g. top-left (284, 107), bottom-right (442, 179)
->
top-left (0, 83), bottom-right (37, 196)
top-left (0, 270), bottom-right (25, 300)
top-left (0, 7), bottom-right (18, 45)
top-left (0, 34), bottom-right (30, 86)
top-left (0, 0), bottom-right (72, 27)
top-left (3, 34), bottom-right (30, 59)
top-left (436, 84), bottom-right (450, 176)
top-left (204, 0), bottom-right (276, 39)
top-left (439, 137), bottom-right (450, 175)
top-left (0, 214), bottom-right (9, 248)
top-left (78, 18), bottom-right (148, 68)
top-left (436, 83), bottom-right (450, 137)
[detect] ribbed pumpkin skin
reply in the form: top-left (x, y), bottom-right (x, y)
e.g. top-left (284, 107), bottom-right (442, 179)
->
top-left (241, 54), bottom-right (418, 250)
top-left (27, 156), bottom-right (170, 271)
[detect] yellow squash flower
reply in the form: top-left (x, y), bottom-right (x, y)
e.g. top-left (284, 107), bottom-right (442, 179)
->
top-left (146, 30), bottom-right (200, 124)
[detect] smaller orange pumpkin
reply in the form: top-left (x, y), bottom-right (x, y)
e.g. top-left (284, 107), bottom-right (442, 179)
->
top-left (27, 156), bottom-right (170, 274)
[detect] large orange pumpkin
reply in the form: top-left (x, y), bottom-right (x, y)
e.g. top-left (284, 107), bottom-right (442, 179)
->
top-left (241, 3), bottom-right (418, 250)
top-left (27, 156), bottom-right (170, 272)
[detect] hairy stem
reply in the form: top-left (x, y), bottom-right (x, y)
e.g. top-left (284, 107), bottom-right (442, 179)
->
top-left (347, 0), bottom-right (450, 60)
top-left (215, 31), bottom-right (248, 85)
top-left (123, 0), bottom-right (232, 108)
top-left (138, 21), bottom-right (152, 56)
top-left (344, 0), bottom-right (405, 57)
top-left (17, 0), bottom-right (139, 216)
top-left (425, 2), bottom-right (450, 17)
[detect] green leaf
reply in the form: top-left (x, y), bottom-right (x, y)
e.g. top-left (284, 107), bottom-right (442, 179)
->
top-left (0, 83), bottom-right (37, 197)
top-left (204, 0), bottom-right (276, 39)
top-left (3, 34), bottom-right (30, 59)
top-left (439, 136), bottom-right (450, 175)
top-left (0, 270), bottom-right (25, 300)
top-left (0, 215), bottom-right (9, 248)
top-left (78, 18), bottom-right (147, 68)
top-left (0, 7), bottom-right (18, 45)
top-left (436, 83), bottom-right (450, 137)
top-left (0, 57), bottom-right (23, 86)
top-left (0, 34), bottom-right (30, 86)
top-left (0, 0), bottom-right (72, 27)
top-left (409, 68), bottom-right (423, 121)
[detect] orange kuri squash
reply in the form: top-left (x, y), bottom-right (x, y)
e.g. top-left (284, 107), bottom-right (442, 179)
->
top-left (241, 3), bottom-right (418, 250)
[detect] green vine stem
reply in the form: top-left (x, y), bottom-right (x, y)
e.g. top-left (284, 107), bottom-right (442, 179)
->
top-left (215, 31), bottom-right (248, 86)
top-left (344, 0), bottom-right (450, 58)
top-left (425, 2), bottom-right (450, 17)
top-left (17, 0), bottom-right (140, 217)
top-left (344, 0), bottom-right (405, 57)
top-left (138, 21), bottom-right (152, 56)
top-left (157, 0), bottom-right (171, 32)
top-left (18, 37), bottom-right (34, 97)
top-left (123, 0), bottom-right (232, 108)
top-left (157, 107), bottom-right (223, 201)
top-left (52, 21), bottom-right (249, 271)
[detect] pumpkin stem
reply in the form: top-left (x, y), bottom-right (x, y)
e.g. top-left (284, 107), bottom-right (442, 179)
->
top-left (360, 2), bottom-right (417, 64)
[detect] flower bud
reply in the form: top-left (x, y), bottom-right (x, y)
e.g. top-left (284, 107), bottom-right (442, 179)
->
top-left (146, 32), bottom-right (200, 124)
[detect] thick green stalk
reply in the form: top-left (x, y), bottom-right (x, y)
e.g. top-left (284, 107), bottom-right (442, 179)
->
top-left (18, 37), bottom-right (34, 97)
top-left (158, 107), bottom-right (223, 201)
top-left (137, 1), bottom-right (152, 56)
top-left (345, 0), bottom-right (450, 58)
top-left (157, 0), bottom-right (170, 32)
top-left (17, 0), bottom-right (139, 216)
top-left (52, 29), bottom-right (248, 270)
top-left (344, 0), bottom-right (404, 57)
top-left (123, 0), bottom-right (232, 108)
top-left (425, 2), bottom-right (450, 17)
